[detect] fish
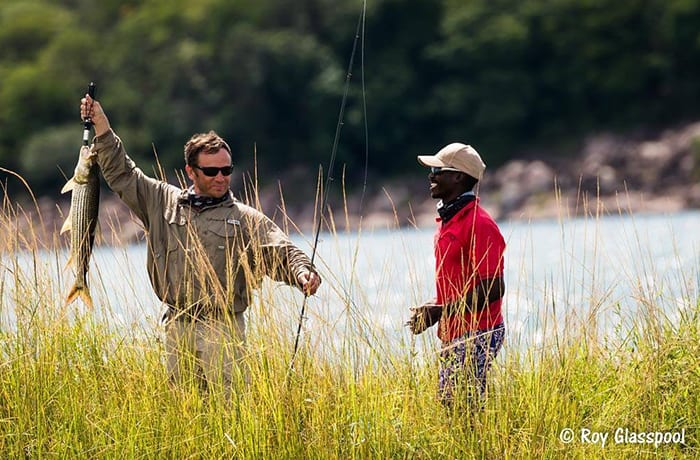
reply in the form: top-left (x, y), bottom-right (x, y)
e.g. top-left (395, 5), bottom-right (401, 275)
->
top-left (61, 145), bottom-right (100, 308)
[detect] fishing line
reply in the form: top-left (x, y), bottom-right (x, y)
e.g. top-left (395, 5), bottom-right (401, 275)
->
top-left (289, 0), bottom-right (368, 371)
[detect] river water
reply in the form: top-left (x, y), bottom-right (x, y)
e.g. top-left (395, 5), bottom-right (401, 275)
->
top-left (2, 210), bottom-right (699, 362)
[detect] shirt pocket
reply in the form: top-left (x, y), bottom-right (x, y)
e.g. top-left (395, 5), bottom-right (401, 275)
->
top-left (149, 221), bottom-right (188, 303)
top-left (205, 217), bottom-right (240, 246)
top-left (203, 217), bottom-right (244, 281)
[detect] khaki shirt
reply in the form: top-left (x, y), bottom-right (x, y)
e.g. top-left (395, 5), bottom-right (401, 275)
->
top-left (93, 129), bottom-right (317, 314)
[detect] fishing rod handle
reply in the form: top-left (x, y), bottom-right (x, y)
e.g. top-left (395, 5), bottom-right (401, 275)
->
top-left (82, 82), bottom-right (96, 145)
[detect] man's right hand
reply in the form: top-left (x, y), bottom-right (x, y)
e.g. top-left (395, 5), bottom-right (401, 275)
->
top-left (405, 302), bottom-right (443, 335)
top-left (80, 94), bottom-right (111, 137)
top-left (297, 270), bottom-right (321, 296)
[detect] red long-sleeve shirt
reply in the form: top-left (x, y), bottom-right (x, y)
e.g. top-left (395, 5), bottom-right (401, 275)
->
top-left (434, 198), bottom-right (506, 341)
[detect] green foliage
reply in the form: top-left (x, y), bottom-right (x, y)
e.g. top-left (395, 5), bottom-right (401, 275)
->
top-left (0, 1), bottom-right (72, 63)
top-left (21, 125), bottom-right (80, 187)
top-left (1, 0), bottom-right (700, 199)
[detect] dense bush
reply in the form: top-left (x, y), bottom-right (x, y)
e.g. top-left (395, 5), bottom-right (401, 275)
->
top-left (1, 0), bottom-right (699, 196)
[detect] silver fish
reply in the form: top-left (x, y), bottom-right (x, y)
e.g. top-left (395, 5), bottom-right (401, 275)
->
top-left (61, 145), bottom-right (100, 308)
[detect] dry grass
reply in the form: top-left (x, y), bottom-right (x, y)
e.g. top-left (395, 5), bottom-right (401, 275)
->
top-left (0, 182), bottom-right (697, 459)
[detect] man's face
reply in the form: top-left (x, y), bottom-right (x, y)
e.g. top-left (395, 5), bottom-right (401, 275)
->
top-left (185, 148), bottom-right (232, 198)
top-left (428, 167), bottom-right (464, 202)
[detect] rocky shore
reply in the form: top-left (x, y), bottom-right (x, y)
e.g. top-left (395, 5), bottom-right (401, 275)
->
top-left (284, 120), bottom-right (700, 231)
top-left (6, 121), bottom-right (700, 247)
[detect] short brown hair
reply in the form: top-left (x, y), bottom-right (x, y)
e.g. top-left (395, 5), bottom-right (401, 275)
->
top-left (184, 130), bottom-right (232, 166)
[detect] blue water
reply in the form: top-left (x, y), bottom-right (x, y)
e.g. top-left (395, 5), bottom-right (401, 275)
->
top-left (2, 211), bottom-right (699, 362)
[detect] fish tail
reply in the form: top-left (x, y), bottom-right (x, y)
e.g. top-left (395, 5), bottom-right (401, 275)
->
top-left (65, 283), bottom-right (94, 309)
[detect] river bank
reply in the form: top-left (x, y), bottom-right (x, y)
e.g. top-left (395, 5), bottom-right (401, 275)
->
top-left (261, 119), bottom-right (700, 231)
top-left (5, 120), bottom-right (700, 247)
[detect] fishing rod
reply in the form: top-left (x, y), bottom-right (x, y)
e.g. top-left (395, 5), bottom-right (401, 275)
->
top-left (289, 1), bottom-right (367, 371)
top-left (82, 82), bottom-right (96, 145)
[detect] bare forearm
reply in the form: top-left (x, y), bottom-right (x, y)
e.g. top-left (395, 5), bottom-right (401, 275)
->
top-left (446, 277), bottom-right (505, 314)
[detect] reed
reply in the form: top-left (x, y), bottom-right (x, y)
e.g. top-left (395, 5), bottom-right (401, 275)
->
top-left (0, 183), bottom-right (697, 459)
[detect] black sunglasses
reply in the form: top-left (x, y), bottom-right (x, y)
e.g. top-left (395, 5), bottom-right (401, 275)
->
top-left (430, 166), bottom-right (461, 175)
top-left (193, 165), bottom-right (233, 177)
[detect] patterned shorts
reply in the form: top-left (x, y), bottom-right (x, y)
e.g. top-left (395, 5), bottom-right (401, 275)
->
top-left (438, 323), bottom-right (505, 406)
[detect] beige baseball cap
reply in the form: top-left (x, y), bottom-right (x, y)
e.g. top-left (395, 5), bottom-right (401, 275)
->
top-left (417, 142), bottom-right (486, 179)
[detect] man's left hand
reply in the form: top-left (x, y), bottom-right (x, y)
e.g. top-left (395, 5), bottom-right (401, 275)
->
top-left (405, 302), bottom-right (443, 335)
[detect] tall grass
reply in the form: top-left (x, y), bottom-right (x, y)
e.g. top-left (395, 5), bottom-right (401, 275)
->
top-left (0, 184), bottom-right (697, 459)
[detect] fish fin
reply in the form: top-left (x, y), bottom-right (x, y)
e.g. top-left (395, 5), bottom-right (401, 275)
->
top-left (86, 147), bottom-right (98, 160)
top-left (61, 178), bottom-right (76, 194)
top-left (64, 283), bottom-right (80, 306)
top-left (60, 211), bottom-right (72, 234)
top-left (80, 289), bottom-right (94, 309)
top-left (64, 284), bottom-right (94, 309)
top-left (62, 253), bottom-right (74, 271)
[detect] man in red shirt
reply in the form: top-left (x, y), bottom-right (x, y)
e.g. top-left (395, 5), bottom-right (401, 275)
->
top-left (407, 142), bottom-right (506, 407)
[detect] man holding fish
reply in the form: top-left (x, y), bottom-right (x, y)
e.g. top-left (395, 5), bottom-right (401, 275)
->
top-left (79, 94), bottom-right (321, 397)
